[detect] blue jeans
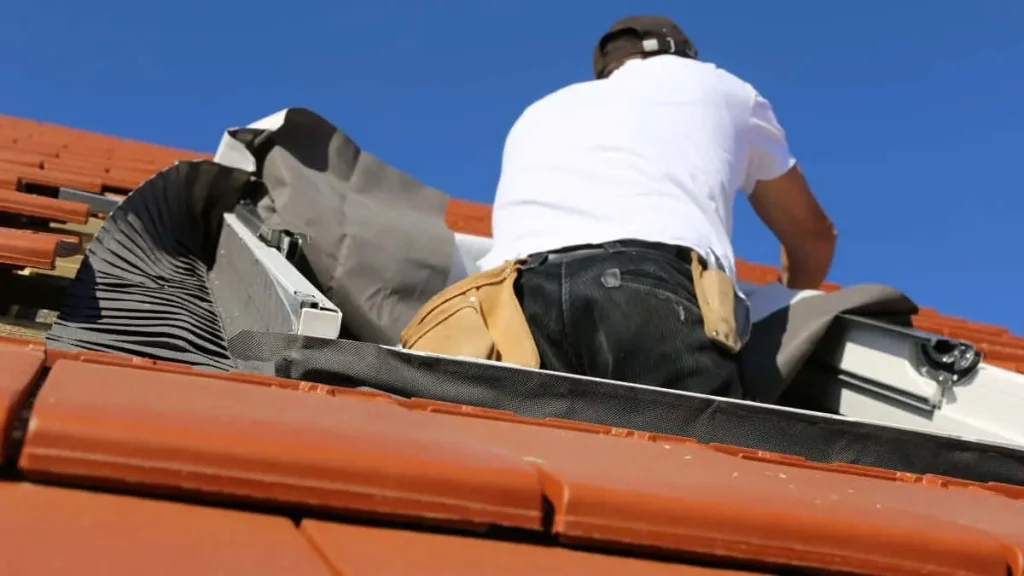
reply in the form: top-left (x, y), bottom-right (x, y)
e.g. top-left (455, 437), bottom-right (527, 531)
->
top-left (515, 240), bottom-right (742, 399)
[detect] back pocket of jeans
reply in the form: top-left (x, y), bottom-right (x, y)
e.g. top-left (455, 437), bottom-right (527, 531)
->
top-left (617, 266), bottom-right (694, 305)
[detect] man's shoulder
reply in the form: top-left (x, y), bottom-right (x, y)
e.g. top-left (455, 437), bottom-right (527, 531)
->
top-left (511, 80), bottom-right (602, 129)
top-left (528, 79), bottom-right (603, 111)
top-left (678, 59), bottom-right (756, 97)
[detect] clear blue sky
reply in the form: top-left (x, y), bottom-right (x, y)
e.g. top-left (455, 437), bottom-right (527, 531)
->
top-left (1, 1), bottom-right (1021, 332)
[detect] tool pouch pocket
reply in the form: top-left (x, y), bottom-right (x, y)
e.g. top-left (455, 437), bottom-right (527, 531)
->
top-left (400, 260), bottom-right (540, 369)
top-left (689, 252), bottom-right (743, 354)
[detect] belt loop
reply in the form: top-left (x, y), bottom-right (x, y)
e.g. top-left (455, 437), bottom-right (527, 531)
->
top-left (603, 241), bottom-right (624, 253)
top-left (522, 253), bottom-right (548, 270)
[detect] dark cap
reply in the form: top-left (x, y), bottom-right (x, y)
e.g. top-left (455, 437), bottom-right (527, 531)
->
top-left (592, 15), bottom-right (698, 79)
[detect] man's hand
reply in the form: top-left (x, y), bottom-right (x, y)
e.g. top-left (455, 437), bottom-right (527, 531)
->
top-left (749, 164), bottom-right (836, 290)
top-left (779, 244), bottom-right (791, 286)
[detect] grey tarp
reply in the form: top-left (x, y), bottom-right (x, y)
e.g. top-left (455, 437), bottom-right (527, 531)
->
top-left (741, 283), bottom-right (918, 403)
top-left (219, 108), bottom-right (455, 344)
top-left (42, 111), bottom-right (1024, 485)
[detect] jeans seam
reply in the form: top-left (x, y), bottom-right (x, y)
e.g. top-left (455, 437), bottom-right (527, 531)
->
top-left (559, 261), bottom-right (576, 368)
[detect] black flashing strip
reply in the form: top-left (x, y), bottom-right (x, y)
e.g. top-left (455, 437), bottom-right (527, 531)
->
top-left (227, 331), bottom-right (1024, 488)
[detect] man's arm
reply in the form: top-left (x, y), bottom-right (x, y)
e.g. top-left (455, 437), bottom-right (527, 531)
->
top-left (750, 165), bottom-right (836, 289)
top-left (741, 92), bottom-right (836, 290)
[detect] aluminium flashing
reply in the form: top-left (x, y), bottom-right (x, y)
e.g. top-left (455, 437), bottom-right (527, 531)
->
top-left (799, 314), bottom-right (1024, 446)
top-left (221, 211), bottom-right (341, 339)
top-left (57, 187), bottom-right (121, 216)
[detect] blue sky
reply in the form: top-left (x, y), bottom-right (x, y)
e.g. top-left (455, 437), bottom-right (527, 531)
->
top-left (1, 1), bottom-right (1022, 332)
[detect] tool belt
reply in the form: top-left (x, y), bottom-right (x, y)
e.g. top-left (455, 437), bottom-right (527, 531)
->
top-left (400, 240), bottom-right (743, 368)
top-left (689, 251), bottom-right (743, 353)
top-left (399, 259), bottom-right (541, 369)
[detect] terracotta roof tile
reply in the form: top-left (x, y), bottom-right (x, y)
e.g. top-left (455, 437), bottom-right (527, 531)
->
top-left (0, 227), bottom-right (78, 269)
top-left (422, 411), bottom-right (1012, 575)
top-left (0, 115), bottom-right (207, 317)
top-left (0, 482), bottom-right (335, 576)
top-left (0, 338), bottom-right (1022, 574)
top-left (447, 197), bottom-right (492, 237)
top-left (301, 521), bottom-right (765, 575)
top-left (0, 189), bottom-right (90, 224)
top-left (0, 173), bottom-right (17, 190)
top-left (0, 114), bottom-right (209, 197)
top-left (0, 346), bottom-right (44, 462)
top-left (20, 359), bottom-right (545, 531)
top-left (0, 148), bottom-right (47, 169)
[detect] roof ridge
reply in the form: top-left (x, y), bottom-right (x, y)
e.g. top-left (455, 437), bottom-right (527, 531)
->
top-left (0, 114), bottom-right (209, 157)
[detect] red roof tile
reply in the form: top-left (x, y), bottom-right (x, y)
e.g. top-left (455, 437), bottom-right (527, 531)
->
top-left (0, 346), bottom-right (44, 462)
top-left (0, 114), bottom-right (208, 197)
top-left (2, 337), bottom-right (1024, 574)
top-left (0, 227), bottom-right (78, 269)
top-left (0, 115), bottom-right (207, 279)
top-left (0, 189), bottom-right (90, 224)
top-left (427, 411), bottom-right (1016, 575)
top-left (0, 482), bottom-right (335, 576)
top-left (22, 359), bottom-right (544, 531)
top-left (301, 521), bottom-right (764, 575)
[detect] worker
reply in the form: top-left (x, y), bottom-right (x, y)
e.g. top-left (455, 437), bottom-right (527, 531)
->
top-left (477, 15), bottom-right (837, 398)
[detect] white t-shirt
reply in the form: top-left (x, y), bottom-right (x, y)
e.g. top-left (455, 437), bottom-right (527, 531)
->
top-left (478, 55), bottom-right (796, 281)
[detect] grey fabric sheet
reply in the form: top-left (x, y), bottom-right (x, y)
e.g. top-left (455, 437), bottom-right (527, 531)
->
top-left (741, 284), bottom-right (919, 403)
top-left (224, 108), bottom-right (455, 344)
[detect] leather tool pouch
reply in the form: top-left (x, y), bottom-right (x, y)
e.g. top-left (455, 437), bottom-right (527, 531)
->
top-left (689, 252), bottom-right (743, 354)
top-left (400, 260), bottom-right (541, 369)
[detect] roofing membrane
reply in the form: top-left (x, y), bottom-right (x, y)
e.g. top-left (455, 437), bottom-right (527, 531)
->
top-left (3, 112), bottom-right (1024, 573)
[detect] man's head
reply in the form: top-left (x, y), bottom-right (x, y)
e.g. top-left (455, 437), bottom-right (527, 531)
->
top-left (592, 15), bottom-right (698, 79)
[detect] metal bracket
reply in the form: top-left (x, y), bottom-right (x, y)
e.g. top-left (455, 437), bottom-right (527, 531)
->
top-left (813, 314), bottom-right (982, 411)
top-left (915, 337), bottom-right (982, 390)
top-left (233, 203), bottom-right (308, 263)
top-left (222, 211), bottom-right (341, 339)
